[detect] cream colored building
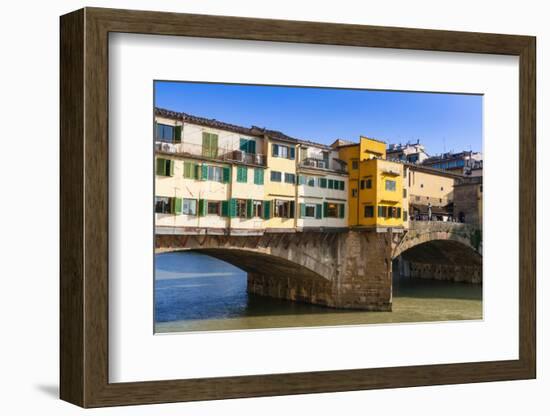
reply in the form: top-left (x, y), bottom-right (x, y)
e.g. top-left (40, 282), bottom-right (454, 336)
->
top-left (296, 141), bottom-right (348, 230)
top-left (404, 164), bottom-right (462, 221)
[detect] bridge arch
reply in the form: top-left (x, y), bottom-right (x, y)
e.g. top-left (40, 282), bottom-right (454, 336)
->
top-left (392, 223), bottom-right (482, 283)
top-left (158, 245), bottom-right (339, 307)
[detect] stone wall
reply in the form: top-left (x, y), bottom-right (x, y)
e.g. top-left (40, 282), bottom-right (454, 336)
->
top-left (399, 259), bottom-right (481, 283)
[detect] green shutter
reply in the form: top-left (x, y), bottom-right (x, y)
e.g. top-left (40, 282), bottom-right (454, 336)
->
top-left (202, 133), bottom-right (219, 158)
top-left (156, 158), bottom-right (166, 176)
top-left (193, 164), bottom-right (199, 179)
top-left (339, 204), bottom-right (345, 218)
top-left (228, 198), bottom-right (237, 218)
top-left (183, 162), bottom-right (191, 178)
top-left (248, 140), bottom-right (256, 154)
top-left (298, 175), bottom-right (305, 185)
top-left (169, 160), bottom-right (174, 176)
top-left (254, 168), bottom-right (264, 185)
top-left (174, 198), bottom-right (182, 214)
top-left (201, 164), bottom-right (208, 181)
top-left (263, 200), bottom-right (271, 219)
top-left (223, 167), bottom-right (231, 183)
top-left (211, 134), bottom-right (218, 157)
top-left (240, 138), bottom-right (248, 152)
top-left (397, 207), bottom-right (402, 219)
top-left (272, 144), bottom-right (278, 157)
top-left (198, 199), bottom-right (207, 216)
top-left (323, 202), bottom-right (329, 217)
top-left (299, 203), bottom-right (305, 218)
top-left (237, 166), bottom-right (247, 183)
top-left (289, 201), bottom-right (295, 219)
top-left (316, 204), bottom-right (322, 219)
top-left (289, 147), bottom-right (295, 160)
top-left (246, 199), bottom-right (253, 218)
top-left (221, 200), bottom-right (229, 217)
top-left (340, 181), bottom-right (345, 191)
top-left (320, 178), bottom-right (327, 188)
top-left (378, 206), bottom-right (384, 217)
top-left (174, 125), bottom-right (182, 143)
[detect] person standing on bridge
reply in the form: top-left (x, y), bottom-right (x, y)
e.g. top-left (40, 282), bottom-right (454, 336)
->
top-left (427, 202), bottom-right (432, 221)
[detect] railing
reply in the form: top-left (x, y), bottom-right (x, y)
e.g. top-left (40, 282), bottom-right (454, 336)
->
top-left (300, 157), bottom-right (346, 172)
top-left (155, 141), bottom-right (266, 166)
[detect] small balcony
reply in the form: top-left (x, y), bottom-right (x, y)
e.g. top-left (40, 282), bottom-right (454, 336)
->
top-left (155, 141), bottom-right (266, 166)
top-left (300, 157), bottom-right (346, 172)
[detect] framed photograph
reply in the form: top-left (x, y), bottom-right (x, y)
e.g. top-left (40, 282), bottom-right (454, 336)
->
top-left (60, 7), bottom-right (536, 408)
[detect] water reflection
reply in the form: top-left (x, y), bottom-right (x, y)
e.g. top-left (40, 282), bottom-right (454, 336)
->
top-left (155, 252), bottom-right (482, 333)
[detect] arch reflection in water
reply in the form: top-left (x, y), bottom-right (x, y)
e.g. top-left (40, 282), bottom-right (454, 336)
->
top-left (154, 251), bottom-right (482, 334)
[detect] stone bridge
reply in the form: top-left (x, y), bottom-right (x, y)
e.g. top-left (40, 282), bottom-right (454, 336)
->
top-left (156, 222), bottom-right (482, 311)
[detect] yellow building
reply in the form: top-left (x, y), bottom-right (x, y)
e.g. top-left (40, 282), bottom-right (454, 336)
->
top-left (337, 137), bottom-right (405, 229)
top-left (263, 135), bottom-right (298, 231)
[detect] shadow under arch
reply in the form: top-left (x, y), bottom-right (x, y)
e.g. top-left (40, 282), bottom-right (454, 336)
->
top-left (393, 239), bottom-right (482, 283)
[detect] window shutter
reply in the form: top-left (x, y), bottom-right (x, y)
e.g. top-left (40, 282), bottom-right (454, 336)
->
top-left (211, 134), bottom-right (218, 158)
top-left (298, 175), bottom-right (305, 185)
top-left (223, 167), bottom-right (231, 183)
top-left (202, 132), bottom-right (209, 157)
top-left (272, 144), bottom-right (278, 157)
top-left (229, 198), bottom-right (237, 218)
top-left (174, 125), bottom-right (182, 143)
top-left (397, 207), bottom-right (402, 219)
top-left (174, 198), bottom-right (182, 214)
top-left (248, 140), bottom-right (256, 154)
top-left (289, 201), bottom-right (295, 218)
top-left (378, 206), bottom-right (383, 217)
top-left (289, 147), bottom-right (295, 160)
top-left (193, 163), bottom-right (199, 179)
top-left (246, 199), bottom-right (253, 218)
top-left (340, 181), bottom-right (345, 191)
top-left (198, 199), bottom-right (206, 216)
top-left (299, 203), bottom-right (305, 218)
top-left (201, 164), bottom-right (208, 181)
top-left (156, 158), bottom-right (166, 176)
top-left (323, 202), bottom-right (329, 217)
top-left (254, 168), bottom-right (264, 185)
top-left (316, 204), bottom-right (322, 219)
top-left (221, 200), bottom-right (229, 217)
top-left (339, 204), bottom-right (345, 218)
top-left (328, 179), bottom-right (334, 189)
top-left (263, 200), bottom-right (271, 219)
top-left (320, 178), bottom-right (327, 188)
top-left (183, 162), bottom-right (191, 178)
top-left (169, 160), bottom-right (174, 176)
top-left (240, 138), bottom-right (248, 152)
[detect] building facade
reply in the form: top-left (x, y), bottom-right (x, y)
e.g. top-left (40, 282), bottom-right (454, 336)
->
top-left (336, 137), bottom-right (405, 230)
top-left (422, 150), bottom-right (482, 175)
top-left (386, 140), bottom-right (429, 164)
top-left (155, 108), bottom-right (480, 236)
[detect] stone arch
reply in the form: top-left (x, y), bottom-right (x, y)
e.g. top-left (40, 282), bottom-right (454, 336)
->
top-left (393, 237), bottom-right (482, 283)
top-left (163, 247), bottom-right (338, 307)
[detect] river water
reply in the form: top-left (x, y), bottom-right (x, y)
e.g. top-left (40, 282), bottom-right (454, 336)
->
top-left (155, 251), bottom-right (482, 333)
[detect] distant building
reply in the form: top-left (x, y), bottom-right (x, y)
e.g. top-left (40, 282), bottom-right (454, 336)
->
top-left (422, 150), bottom-right (482, 175)
top-left (403, 164), bottom-right (462, 221)
top-left (386, 141), bottom-right (429, 164)
top-left (453, 176), bottom-right (482, 227)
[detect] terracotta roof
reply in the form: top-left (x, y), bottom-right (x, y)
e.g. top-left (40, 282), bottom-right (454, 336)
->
top-left (155, 107), bottom-right (259, 137)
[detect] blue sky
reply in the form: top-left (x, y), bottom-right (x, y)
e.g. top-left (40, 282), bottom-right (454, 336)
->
top-left (155, 81), bottom-right (482, 155)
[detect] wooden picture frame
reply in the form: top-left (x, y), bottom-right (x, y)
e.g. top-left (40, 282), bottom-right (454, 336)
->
top-left (60, 7), bottom-right (536, 408)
